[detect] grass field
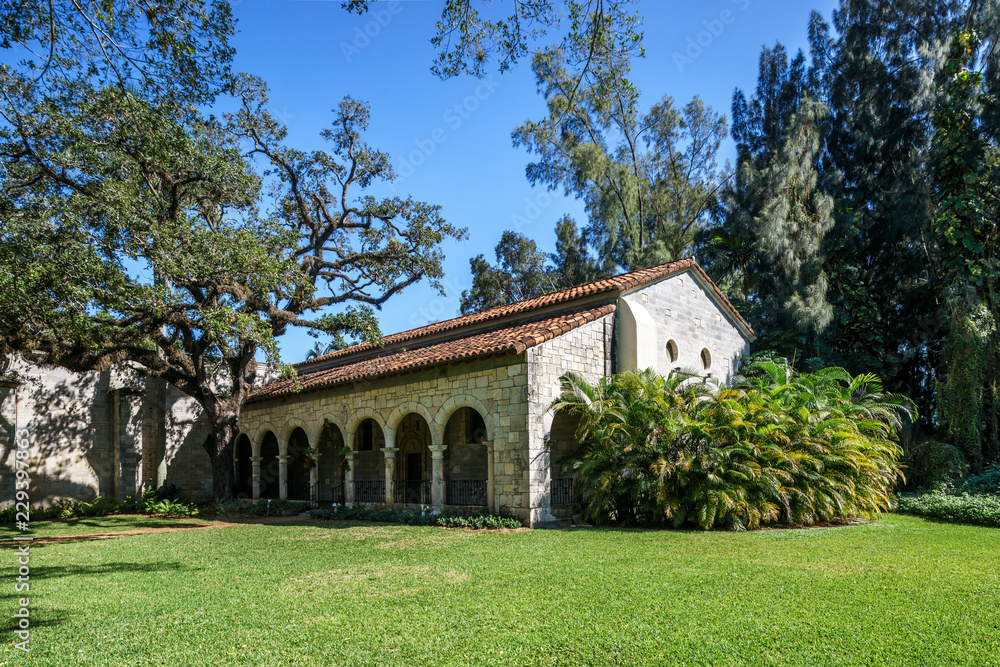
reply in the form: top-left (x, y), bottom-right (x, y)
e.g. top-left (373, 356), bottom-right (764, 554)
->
top-left (1, 514), bottom-right (998, 666)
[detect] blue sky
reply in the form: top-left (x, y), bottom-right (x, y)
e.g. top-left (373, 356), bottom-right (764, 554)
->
top-left (232, 0), bottom-right (837, 361)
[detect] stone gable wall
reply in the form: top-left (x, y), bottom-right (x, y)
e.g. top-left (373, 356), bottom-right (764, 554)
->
top-left (620, 270), bottom-right (751, 383)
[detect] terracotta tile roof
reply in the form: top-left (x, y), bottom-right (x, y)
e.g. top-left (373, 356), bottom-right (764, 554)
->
top-left (296, 256), bottom-right (751, 369)
top-left (250, 304), bottom-right (616, 401)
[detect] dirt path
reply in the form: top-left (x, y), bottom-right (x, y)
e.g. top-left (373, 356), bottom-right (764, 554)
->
top-left (0, 515), bottom-right (313, 546)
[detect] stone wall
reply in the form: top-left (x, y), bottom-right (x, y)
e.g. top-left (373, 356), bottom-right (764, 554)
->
top-left (239, 354), bottom-right (535, 521)
top-left (620, 270), bottom-right (751, 384)
top-left (526, 313), bottom-right (615, 525)
top-left (0, 356), bottom-right (254, 506)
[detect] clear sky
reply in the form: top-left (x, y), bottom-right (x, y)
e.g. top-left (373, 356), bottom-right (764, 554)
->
top-left (225, 0), bottom-right (837, 361)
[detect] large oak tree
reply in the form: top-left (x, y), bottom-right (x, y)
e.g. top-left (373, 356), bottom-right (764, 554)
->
top-left (0, 1), bottom-right (464, 498)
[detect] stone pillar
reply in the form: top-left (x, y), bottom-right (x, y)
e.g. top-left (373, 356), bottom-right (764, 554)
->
top-left (429, 444), bottom-right (446, 509)
top-left (250, 456), bottom-right (262, 500)
top-left (309, 452), bottom-right (321, 507)
top-left (344, 451), bottom-right (355, 505)
top-left (383, 448), bottom-right (397, 504)
top-left (383, 428), bottom-right (397, 504)
top-left (278, 454), bottom-right (289, 500)
top-left (486, 442), bottom-right (496, 513)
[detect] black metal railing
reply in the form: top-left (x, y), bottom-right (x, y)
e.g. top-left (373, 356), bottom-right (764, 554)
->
top-left (446, 480), bottom-right (487, 506)
top-left (321, 484), bottom-right (344, 504)
top-left (354, 480), bottom-right (385, 503)
top-left (393, 480), bottom-right (430, 505)
top-left (551, 478), bottom-right (574, 506)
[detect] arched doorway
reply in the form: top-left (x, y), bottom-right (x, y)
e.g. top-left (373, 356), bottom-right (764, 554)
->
top-left (235, 434), bottom-right (253, 499)
top-left (353, 418), bottom-right (385, 503)
top-left (286, 427), bottom-right (310, 501)
top-left (548, 411), bottom-right (582, 517)
top-left (316, 421), bottom-right (345, 504)
top-left (260, 432), bottom-right (280, 499)
top-left (443, 407), bottom-right (488, 506)
top-left (395, 413), bottom-right (431, 505)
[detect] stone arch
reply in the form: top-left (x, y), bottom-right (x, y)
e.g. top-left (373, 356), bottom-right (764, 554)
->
top-left (386, 402), bottom-right (440, 443)
top-left (345, 407), bottom-right (387, 448)
top-left (434, 395), bottom-right (495, 442)
top-left (253, 422), bottom-right (280, 457)
top-left (278, 417), bottom-right (312, 456)
top-left (310, 416), bottom-right (347, 449)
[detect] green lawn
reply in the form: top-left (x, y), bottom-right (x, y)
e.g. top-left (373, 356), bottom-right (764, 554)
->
top-left (2, 515), bottom-right (998, 666)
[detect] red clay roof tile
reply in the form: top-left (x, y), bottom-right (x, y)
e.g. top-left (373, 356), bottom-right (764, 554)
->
top-left (294, 257), bottom-right (750, 370)
top-left (249, 304), bottom-right (616, 401)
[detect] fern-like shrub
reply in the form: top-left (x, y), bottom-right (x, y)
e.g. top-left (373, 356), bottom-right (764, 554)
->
top-left (552, 357), bottom-right (914, 530)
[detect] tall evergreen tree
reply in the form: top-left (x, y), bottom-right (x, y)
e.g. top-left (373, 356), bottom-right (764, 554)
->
top-left (931, 28), bottom-right (1000, 468)
top-left (513, 47), bottom-right (728, 272)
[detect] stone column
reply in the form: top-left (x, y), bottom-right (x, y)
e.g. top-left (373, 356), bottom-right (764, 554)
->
top-left (250, 456), bottom-right (262, 500)
top-left (383, 448), bottom-right (397, 504)
top-left (344, 451), bottom-right (355, 505)
top-left (278, 454), bottom-right (289, 500)
top-left (309, 452), bottom-right (321, 507)
top-left (486, 442), bottom-right (496, 513)
top-left (383, 428), bottom-right (397, 504)
top-left (429, 444), bottom-right (446, 509)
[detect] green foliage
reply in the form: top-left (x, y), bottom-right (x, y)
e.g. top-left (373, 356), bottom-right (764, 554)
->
top-left (899, 462), bottom-right (1000, 528)
top-left (902, 439), bottom-right (968, 491)
top-left (514, 45), bottom-right (729, 271)
top-left (942, 463), bottom-right (1000, 496)
top-left (552, 358), bottom-right (913, 530)
top-left (308, 504), bottom-right (522, 529)
top-left (248, 499), bottom-right (311, 517)
top-left (897, 493), bottom-right (1000, 528)
top-left (1, 7), bottom-right (465, 502)
top-left (0, 486), bottom-right (198, 522)
top-left (349, 0), bottom-right (645, 81)
top-left (460, 220), bottom-right (610, 314)
top-left (938, 291), bottom-right (997, 469)
top-left (702, 4), bottom-right (1000, 447)
top-left (931, 29), bottom-right (1000, 470)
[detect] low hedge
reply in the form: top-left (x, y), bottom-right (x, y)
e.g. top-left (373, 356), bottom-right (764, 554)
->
top-left (309, 504), bottom-right (522, 530)
top-left (897, 492), bottom-right (1000, 528)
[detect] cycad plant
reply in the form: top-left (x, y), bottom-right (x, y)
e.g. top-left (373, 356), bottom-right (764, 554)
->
top-left (552, 358), bottom-right (914, 529)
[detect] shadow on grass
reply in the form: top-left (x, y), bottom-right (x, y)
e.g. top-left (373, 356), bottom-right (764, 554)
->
top-left (0, 560), bottom-right (192, 632)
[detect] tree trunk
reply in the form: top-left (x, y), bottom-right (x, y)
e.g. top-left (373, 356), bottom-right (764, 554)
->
top-left (204, 415), bottom-right (238, 501)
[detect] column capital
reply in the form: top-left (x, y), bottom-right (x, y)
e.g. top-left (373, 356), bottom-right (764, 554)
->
top-left (381, 447), bottom-right (398, 459)
top-left (250, 456), bottom-right (263, 464)
top-left (429, 445), bottom-right (446, 456)
top-left (277, 454), bottom-right (290, 462)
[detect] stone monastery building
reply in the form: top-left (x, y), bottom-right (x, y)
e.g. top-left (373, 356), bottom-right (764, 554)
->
top-left (0, 258), bottom-right (754, 526)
